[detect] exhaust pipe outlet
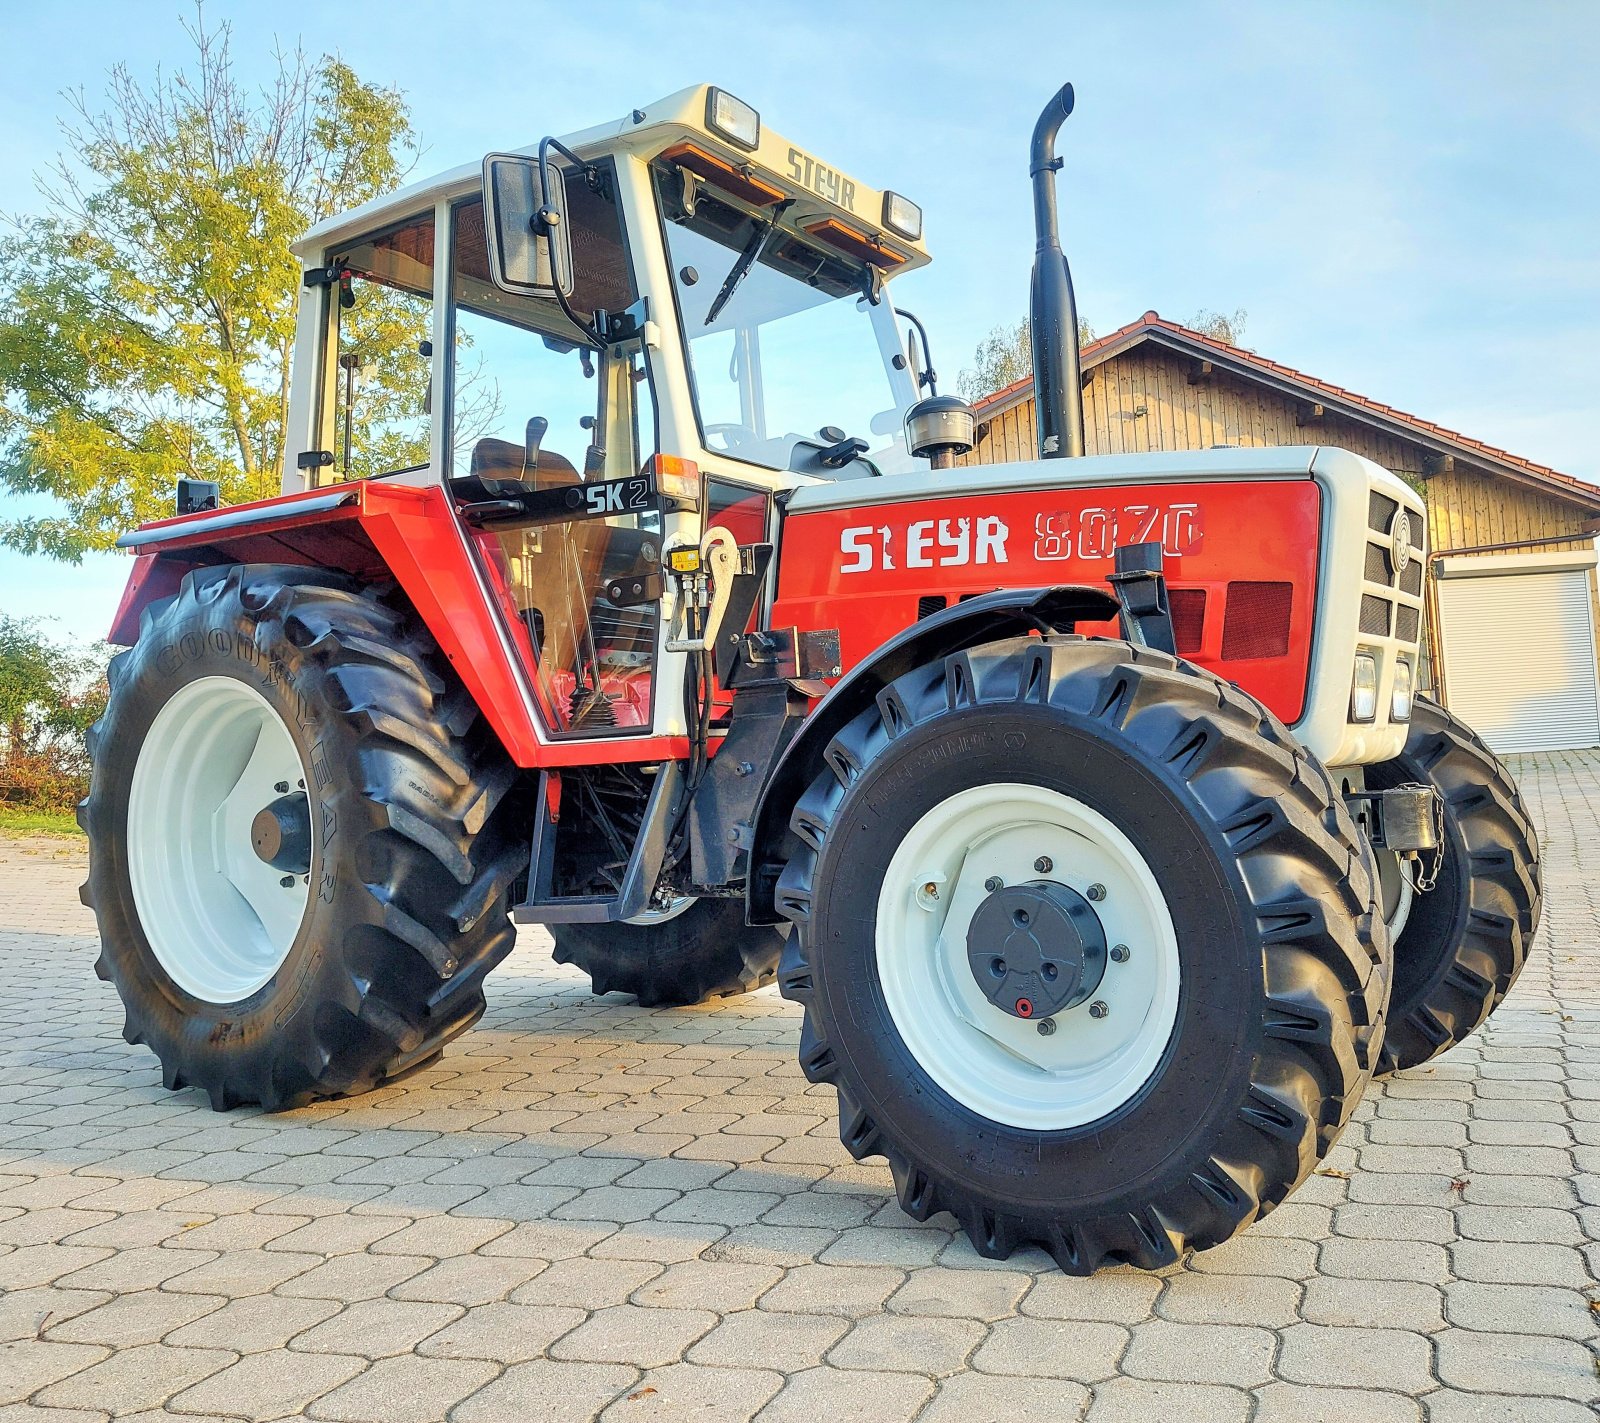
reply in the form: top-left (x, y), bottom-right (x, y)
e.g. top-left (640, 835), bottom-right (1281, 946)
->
top-left (1029, 82), bottom-right (1085, 459)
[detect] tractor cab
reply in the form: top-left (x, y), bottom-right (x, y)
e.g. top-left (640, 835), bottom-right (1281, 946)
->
top-left (280, 86), bottom-right (930, 744)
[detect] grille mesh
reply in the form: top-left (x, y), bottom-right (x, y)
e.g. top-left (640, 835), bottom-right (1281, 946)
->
top-left (1368, 490), bottom-right (1399, 533)
top-left (1168, 588), bottom-right (1206, 655)
top-left (1360, 595), bottom-right (1392, 636)
top-left (1400, 559), bottom-right (1423, 596)
top-left (1396, 605), bottom-right (1421, 643)
top-left (917, 595), bottom-right (947, 620)
top-left (1222, 581), bottom-right (1292, 660)
top-left (1364, 543), bottom-right (1392, 585)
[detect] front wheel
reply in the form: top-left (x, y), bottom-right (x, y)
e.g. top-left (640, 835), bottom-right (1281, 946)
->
top-left (776, 638), bottom-right (1387, 1273)
top-left (1369, 696), bottom-right (1541, 1074)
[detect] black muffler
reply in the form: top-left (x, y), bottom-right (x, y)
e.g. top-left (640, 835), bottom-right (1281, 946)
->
top-left (1029, 83), bottom-right (1085, 460)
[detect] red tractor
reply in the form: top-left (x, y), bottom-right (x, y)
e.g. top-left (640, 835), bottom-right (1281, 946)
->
top-left (81, 84), bottom-right (1540, 1273)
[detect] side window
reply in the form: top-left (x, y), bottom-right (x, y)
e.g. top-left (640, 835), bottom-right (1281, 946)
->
top-left (447, 177), bottom-right (639, 484)
top-left (326, 214), bottom-right (435, 484)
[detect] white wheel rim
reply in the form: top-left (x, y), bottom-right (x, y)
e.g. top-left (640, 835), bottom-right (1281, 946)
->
top-left (127, 676), bottom-right (313, 1004)
top-left (876, 782), bottom-right (1181, 1130)
top-left (1377, 848), bottom-right (1415, 941)
top-left (625, 894), bottom-right (696, 927)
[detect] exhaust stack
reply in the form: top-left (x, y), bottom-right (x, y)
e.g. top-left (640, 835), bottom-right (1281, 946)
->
top-left (1029, 83), bottom-right (1085, 459)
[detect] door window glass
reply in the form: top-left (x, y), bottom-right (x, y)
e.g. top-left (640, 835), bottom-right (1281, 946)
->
top-left (328, 214), bottom-right (435, 483)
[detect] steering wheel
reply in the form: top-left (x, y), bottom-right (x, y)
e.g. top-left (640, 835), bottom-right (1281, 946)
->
top-left (702, 422), bottom-right (761, 454)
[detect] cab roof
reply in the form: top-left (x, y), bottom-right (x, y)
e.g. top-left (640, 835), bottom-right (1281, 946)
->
top-left (292, 84), bottom-right (930, 274)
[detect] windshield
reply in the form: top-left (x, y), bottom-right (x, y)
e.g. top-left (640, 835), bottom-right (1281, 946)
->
top-left (655, 167), bottom-right (921, 475)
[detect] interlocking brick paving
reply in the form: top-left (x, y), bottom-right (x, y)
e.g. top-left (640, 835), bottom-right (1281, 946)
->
top-left (1, 751), bottom-right (1596, 1420)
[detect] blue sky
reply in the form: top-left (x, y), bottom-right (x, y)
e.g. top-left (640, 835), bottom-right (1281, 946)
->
top-left (1, 0), bottom-right (1596, 643)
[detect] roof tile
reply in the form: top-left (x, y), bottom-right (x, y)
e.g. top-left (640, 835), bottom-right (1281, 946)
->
top-left (971, 313), bottom-right (1600, 510)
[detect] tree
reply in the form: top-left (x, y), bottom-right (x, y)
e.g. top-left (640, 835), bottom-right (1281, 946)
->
top-left (0, 8), bottom-right (418, 560)
top-left (957, 316), bottom-right (1097, 402)
top-left (0, 616), bottom-right (108, 807)
top-left (1189, 308), bottom-right (1248, 346)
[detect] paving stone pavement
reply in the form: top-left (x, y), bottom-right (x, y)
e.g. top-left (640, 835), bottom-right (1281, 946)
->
top-left (1, 750), bottom-right (1597, 1421)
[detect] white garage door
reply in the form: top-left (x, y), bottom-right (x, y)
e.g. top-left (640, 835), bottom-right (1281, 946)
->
top-left (1438, 565), bottom-right (1600, 753)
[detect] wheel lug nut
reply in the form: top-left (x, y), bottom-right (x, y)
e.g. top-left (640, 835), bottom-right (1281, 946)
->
top-left (279, 875), bottom-right (295, 888)
top-left (984, 876), bottom-right (1003, 892)
top-left (1088, 1000), bottom-right (1109, 1019)
top-left (1087, 883), bottom-right (1107, 901)
top-left (274, 781), bottom-right (290, 794)
top-left (1036, 1017), bottom-right (1056, 1036)
top-left (1110, 944), bottom-right (1130, 963)
top-left (921, 882), bottom-right (939, 900)
top-left (1034, 855), bottom-right (1053, 873)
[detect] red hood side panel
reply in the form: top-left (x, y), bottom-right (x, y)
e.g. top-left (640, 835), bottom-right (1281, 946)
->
top-left (772, 478), bottom-right (1321, 725)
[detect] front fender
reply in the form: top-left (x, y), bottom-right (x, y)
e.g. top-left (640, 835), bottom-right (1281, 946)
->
top-left (744, 584), bottom-right (1118, 923)
top-left (108, 482), bottom-right (546, 765)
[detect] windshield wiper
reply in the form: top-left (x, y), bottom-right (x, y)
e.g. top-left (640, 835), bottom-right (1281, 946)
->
top-left (704, 201), bottom-right (791, 327)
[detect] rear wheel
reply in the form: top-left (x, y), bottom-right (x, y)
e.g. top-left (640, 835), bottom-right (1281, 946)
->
top-left (551, 900), bottom-right (784, 1007)
top-left (80, 565), bottom-right (525, 1111)
top-left (1369, 696), bottom-right (1541, 1074)
top-left (776, 637), bottom-right (1387, 1273)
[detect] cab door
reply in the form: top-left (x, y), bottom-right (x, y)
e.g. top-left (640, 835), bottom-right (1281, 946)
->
top-left (445, 178), bottom-right (667, 739)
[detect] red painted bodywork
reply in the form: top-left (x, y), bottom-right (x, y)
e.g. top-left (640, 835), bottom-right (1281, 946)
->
top-left (771, 479), bottom-right (1323, 724)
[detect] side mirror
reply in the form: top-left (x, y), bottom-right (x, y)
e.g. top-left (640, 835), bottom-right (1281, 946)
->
top-left (482, 152), bottom-right (574, 300)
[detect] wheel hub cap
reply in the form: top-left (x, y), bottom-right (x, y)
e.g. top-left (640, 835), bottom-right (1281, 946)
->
top-left (251, 793), bottom-right (313, 875)
top-left (966, 880), bottom-right (1106, 1019)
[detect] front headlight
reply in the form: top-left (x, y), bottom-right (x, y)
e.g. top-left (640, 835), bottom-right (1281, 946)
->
top-left (1391, 657), bottom-right (1414, 722)
top-left (1351, 653), bottom-right (1378, 722)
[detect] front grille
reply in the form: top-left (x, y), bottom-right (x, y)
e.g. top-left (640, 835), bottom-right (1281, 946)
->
top-left (1222, 581), bottom-right (1292, 660)
top-left (1363, 484), bottom-right (1424, 650)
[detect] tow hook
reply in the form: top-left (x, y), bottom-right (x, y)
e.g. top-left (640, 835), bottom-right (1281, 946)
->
top-left (1344, 783), bottom-right (1442, 853)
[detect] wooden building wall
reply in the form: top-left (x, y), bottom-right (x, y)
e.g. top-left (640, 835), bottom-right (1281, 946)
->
top-left (959, 346), bottom-right (1595, 559)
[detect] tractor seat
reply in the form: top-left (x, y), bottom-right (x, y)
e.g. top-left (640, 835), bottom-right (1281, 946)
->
top-left (450, 436), bottom-right (581, 502)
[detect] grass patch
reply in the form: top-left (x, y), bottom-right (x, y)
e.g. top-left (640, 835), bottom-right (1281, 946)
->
top-left (0, 805), bottom-right (85, 838)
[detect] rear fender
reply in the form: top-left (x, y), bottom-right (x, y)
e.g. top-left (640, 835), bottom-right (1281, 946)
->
top-left (744, 584), bottom-right (1118, 923)
top-left (108, 481), bottom-right (546, 765)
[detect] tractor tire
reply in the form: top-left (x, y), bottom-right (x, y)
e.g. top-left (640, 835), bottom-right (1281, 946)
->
top-left (78, 564), bottom-right (525, 1112)
top-left (775, 637), bottom-right (1387, 1274)
top-left (1369, 696), bottom-right (1541, 1075)
top-left (552, 900), bottom-right (784, 1007)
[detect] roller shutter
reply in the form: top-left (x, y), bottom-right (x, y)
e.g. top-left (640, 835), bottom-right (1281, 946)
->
top-left (1437, 564), bottom-right (1600, 752)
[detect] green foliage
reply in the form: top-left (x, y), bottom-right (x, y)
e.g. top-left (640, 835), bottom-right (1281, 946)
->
top-left (956, 316), bottom-right (1096, 402)
top-left (0, 7), bottom-right (418, 560)
top-left (0, 615), bottom-right (108, 811)
top-left (0, 804), bottom-right (85, 838)
top-left (1189, 307), bottom-right (1248, 346)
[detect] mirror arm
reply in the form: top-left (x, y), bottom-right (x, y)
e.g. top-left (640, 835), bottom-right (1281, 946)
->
top-left (536, 136), bottom-right (605, 349)
top-left (896, 306), bottom-right (938, 395)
